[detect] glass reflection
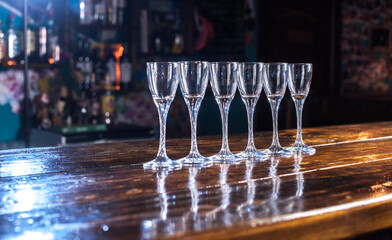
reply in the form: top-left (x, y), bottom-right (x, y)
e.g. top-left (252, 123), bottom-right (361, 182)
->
top-left (188, 167), bottom-right (200, 219)
top-left (182, 167), bottom-right (202, 232)
top-left (293, 153), bottom-right (305, 212)
top-left (294, 153), bottom-right (304, 197)
top-left (141, 169), bottom-right (170, 239)
top-left (205, 163), bottom-right (231, 226)
top-left (269, 156), bottom-right (281, 216)
top-left (140, 154), bottom-right (309, 239)
top-left (157, 170), bottom-right (169, 221)
top-left (237, 160), bottom-right (256, 219)
top-left (284, 153), bottom-right (305, 214)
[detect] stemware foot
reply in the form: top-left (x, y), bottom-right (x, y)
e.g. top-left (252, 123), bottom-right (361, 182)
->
top-left (236, 148), bottom-right (267, 160)
top-left (143, 157), bottom-right (182, 170)
top-left (209, 150), bottom-right (242, 163)
top-left (262, 145), bottom-right (292, 157)
top-left (178, 153), bottom-right (213, 167)
top-left (287, 144), bottom-right (316, 155)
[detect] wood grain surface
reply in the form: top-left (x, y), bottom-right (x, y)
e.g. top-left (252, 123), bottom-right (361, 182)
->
top-left (2, 121), bottom-right (392, 239)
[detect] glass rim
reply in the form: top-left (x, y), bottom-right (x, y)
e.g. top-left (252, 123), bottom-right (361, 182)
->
top-left (146, 61), bottom-right (178, 65)
top-left (238, 62), bottom-right (264, 65)
top-left (289, 63), bottom-right (313, 66)
top-left (177, 61), bottom-right (210, 64)
top-left (210, 61), bottom-right (240, 64)
top-left (264, 62), bottom-right (288, 65)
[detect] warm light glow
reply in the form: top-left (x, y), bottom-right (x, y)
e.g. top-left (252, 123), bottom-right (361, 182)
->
top-left (13, 186), bottom-right (37, 212)
top-left (1, 161), bottom-right (43, 177)
top-left (357, 132), bottom-right (371, 141)
top-left (48, 58), bottom-right (54, 64)
top-left (11, 230), bottom-right (54, 240)
top-left (115, 57), bottom-right (121, 90)
top-left (113, 45), bottom-right (124, 58)
top-left (80, 2), bottom-right (85, 21)
top-left (7, 60), bottom-right (16, 66)
top-left (370, 180), bottom-right (392, 196)
top-left (54, 45), bottom-right (60, 62)
top-left (113, 45), bottom-right (123, 91)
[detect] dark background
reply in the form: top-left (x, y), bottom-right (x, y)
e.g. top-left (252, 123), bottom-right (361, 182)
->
top-left (2, 0), bottom-right (392, 148)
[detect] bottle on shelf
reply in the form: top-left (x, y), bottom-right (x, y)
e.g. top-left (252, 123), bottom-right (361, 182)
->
top-left (64, 106), bottom-right (73, 126)
top-left (83, 40), bottom-right (93, 89)
top-left (78, 85), bottom-right (90, 125)
top-left (38, 11), bottom-right (54, 63)
top-left (75, 39), bottom-right (85, 73)
top-left (39, 25), bottom-right (47, 61)
top-left (117, 0), bottom-right (126, 25)
top-left (172, 9), bottom-right (184, 54)
top-left (79, 0), bottom-right (93, 25)
top-left (75, 39), bottom-right (92, 94)
top-left (35, 93), bottom-right (51, 129)
top-left (105, 45), bottom-right (117, 88)
top-left (107, 0), bottom-right (118, 25)
top-left (93, 0), bottom-right (107, 24)
top-left (0, 20), bottom-right (6, 65)
top-left (90, 73), bottom-right (101, 125)
top-left (27, 21), bottom-right (38, 61)
top-left (153, 14), bottom-right (164, 54)
top-left (92, 47), bottom-right (106, 87)
top-left (7, 13), bottom-right (22, 64)
top-left (120, 43), bottom-right (131, 90)
top-left (62, 88), bottom-right (75, 127)
top-left (101, 73), bottom-right (115, 125)
top-left (53, 87), bottom-right (70, 127)
top-left (51, 27), bottom-right (60, 63)
top-left (46, 10), bottom-right (55, 63)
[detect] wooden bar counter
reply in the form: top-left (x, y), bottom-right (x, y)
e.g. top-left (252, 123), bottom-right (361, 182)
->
top-left (2, 122), bottom-right (392, 239)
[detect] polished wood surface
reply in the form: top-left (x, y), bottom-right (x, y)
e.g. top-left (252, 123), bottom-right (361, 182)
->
top-left (2, 122), bottom-right (392, 239)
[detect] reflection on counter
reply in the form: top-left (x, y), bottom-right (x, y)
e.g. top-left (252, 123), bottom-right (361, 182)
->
top-left (140, 155), bottom-right (306, 239)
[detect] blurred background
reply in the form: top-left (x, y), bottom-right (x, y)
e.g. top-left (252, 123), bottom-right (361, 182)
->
top-left (0, 0), bottom-right (391, 149)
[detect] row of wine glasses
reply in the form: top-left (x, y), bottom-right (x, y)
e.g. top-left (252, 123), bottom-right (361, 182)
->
top-left (144, 61), bottom-right (314, 170)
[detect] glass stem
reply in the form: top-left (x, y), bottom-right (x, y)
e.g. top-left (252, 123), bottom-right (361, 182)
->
top-left (156, 100), bottom-right (172, 159)
top-left (269, 98), bottom-right (282, 147)
top-left (244, 98), bottom-right (257, 150)
top-left (218, 99), bottom-right (232, 152)
top-left (294, 98), bottom-right (305, 145)
top-left (185, 98), bottom-right (202, 156)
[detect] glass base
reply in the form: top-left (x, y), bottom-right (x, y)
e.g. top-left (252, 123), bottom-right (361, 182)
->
top-left (209, 149), bottom-right (242, 163)
top-left (236, 147), bottom-right (267, 160)
top-left (178, 152), bottom-right (213, 167)
top-left (143, 156), bottom-right (182, 170)
top-left (287, 144), bottom-right (316, 155)
top-left (262, 144), bottom-right (292, 157)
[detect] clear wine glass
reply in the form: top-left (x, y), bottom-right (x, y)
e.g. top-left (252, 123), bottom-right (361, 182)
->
top-left (178, 61), bottom-right (212, 166)
top-left (262, 62), bottom-right (291, 156)
top-left (209, 62), bottom-right (241, 163)
top-left (236, 62), bottom-right (266, 159)
top-left (286, 63), bottom-right (316, 155)
top-left (144, 62), bottom-right (181, 170)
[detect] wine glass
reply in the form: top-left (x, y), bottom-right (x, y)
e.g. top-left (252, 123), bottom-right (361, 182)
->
top-left (262, 62), bottom-right (291, 156)
top-left (236, 62), bottom-right (266, 159)
top-left (144, 62), bottom-right (181, 170)
top-left (178, 61), bottom-right (212, 166)
top-left (286, 63), bottom-right (316, 155)
top-left (209, 62), bottom-right (241, 163)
